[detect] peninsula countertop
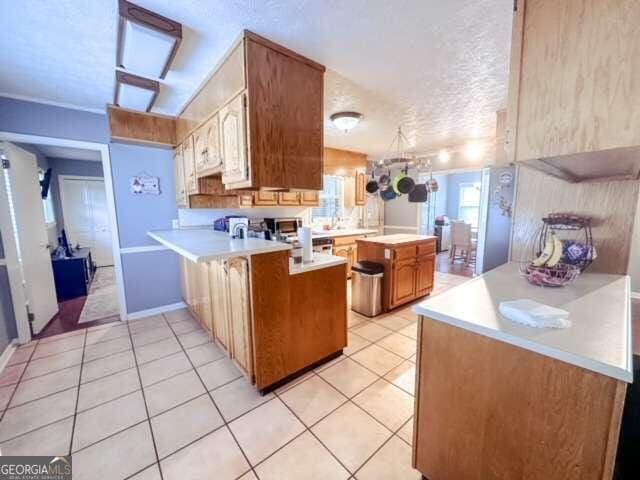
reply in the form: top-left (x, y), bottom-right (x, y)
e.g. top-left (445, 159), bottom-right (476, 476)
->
top-left (147, 228), bottom-right (291, 262)
top-left (412, 262), bottom-right (633, 382)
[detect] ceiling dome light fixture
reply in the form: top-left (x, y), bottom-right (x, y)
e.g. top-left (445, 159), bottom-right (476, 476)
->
top-left (438, 149), bottom-right (450, 163)
top-left (330, 112), bottom-right (363, 133)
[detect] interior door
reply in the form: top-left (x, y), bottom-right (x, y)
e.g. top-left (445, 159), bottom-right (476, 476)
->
top-left (86, 179), bottom-right (113, 267)
top-left (0, 142), bottom-right (58, 334)
top-left (61, 178), bottom-right (113, 267)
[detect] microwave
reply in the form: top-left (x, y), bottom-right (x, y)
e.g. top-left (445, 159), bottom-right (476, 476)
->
top-left (264, 217), bottom-right (302, 241)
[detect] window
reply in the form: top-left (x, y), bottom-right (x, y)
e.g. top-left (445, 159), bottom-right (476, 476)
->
top-left (311, 175), bottom-right (344, 223)
top-left (458, 182), bottom-right (481, 227)
top-left (39, 170), bottom-right (55, 225)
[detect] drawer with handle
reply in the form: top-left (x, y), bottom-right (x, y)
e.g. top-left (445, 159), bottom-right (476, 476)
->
top-left (393, 245), bottom-right (417, 261)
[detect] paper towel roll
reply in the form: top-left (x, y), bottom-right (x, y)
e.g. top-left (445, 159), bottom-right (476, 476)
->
top-left (298, 226), bottom-right (313, 263)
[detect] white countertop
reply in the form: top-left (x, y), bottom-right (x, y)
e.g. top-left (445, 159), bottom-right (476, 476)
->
top-left (289, 253), bottom-right (347, 275)
top-left (148, 229), bottom-right (291, 263)
top-left (311, 228), bottom-right (379, 239)
top-left (413, 263), bottom-right (633, 383)
top-left (358, 233), bottom-right (436, 245)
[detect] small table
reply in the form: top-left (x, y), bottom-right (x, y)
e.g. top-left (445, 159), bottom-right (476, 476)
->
top-left (51, 248), bottom-right (96, 301)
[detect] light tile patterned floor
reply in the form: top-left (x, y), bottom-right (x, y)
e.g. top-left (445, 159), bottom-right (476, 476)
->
top-left (0, 272), bottom-right (469, 479)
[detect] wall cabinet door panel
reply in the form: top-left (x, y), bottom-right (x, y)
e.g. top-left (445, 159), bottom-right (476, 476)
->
top-left (174, 146), bottom-right (187, 207)
top-left (278, 192), bottom-right (300, 206)
top-left (299, 191), bottom-right (319, 206)
top-left (391, 259), bottom-right (416, 307)
top-left (355, 171), bottom-right (366, 206)
top-left (195, 113), bottom-right (223, 176)
top-left (182, 136), bottom-right (197, 195)
top-left (221, 94), bottom-right (249, 187)
top-left (253, 191), bottom-right (278, 206)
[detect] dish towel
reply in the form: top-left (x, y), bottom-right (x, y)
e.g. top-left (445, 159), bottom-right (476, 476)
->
top-left (498, 299), bottom-right (571, 329)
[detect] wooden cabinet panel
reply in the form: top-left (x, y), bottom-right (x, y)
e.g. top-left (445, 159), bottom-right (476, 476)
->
top-left (509, 0), bottom-right (640, 162)
top-left (226, 257), bottom-right (253, 379)
top-left (391, 259), bottom-right (416, 307)
top-left (333, 245), bottom-right (353, 278)
top-left (182, 136), bottom-right (197, 195)
top-left (253, 190), bottom-right (278, 206)
top-left (355, 171), bottom-right (366, 206)
top-left (299, 191), bottom-right (319, 206)
top-left (196, 262), bottom-right (213, 332)
top-left (415, 254), bottom-right (435, 296)
top-left (173, 146), bottom-right (187, 207)
top-left (393, 245), bottom-right (417, 262)
top-left (278, 192), bottom-right (300, 206)
top-left (417, 241), bottom-right (436, 256)
top-left (209, 261), bottom-right (231, 353)
top-left (194, 113), bottom-right (222, 177)
top-left (221, 93), bottom-right (249, 187)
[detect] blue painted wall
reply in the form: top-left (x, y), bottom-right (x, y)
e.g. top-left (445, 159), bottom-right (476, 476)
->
top-left (445, 171), bottom-right (482, 221)
top-left (0, 96), bottom-right (181, 329)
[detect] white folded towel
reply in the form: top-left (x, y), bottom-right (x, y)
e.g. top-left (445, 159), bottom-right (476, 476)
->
top-left (498, 299), bottom-right (571, 329)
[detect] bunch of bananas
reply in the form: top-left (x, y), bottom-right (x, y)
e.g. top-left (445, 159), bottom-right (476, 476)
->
top-left (532, 233), bottom-right (563, 268)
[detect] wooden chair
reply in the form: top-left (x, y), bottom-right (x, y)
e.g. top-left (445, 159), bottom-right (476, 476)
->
top-left (449, 220), bottom-right (476, 265)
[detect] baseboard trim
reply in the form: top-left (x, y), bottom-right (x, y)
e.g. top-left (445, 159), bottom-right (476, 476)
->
top-left (631, 291), bottom-right (640, 300)
top-left (120, 245), bottom-right (169, 254)
top-left (383, 225), bottom-right (418, 232)
top-left (0, 340), bottom-right (18, 372)
top-left (127, 301), bottom-right (187, 321)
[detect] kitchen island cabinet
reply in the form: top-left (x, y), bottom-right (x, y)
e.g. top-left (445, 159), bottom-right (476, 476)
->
top-left (411, 263), bottom-right (632, 480)
top-left (150, 229), bottom-right (347, 392)
top-left (356, 234), bottom-right (436, 312)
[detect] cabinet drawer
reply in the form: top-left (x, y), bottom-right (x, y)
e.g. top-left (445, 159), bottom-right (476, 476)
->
top-left (393, 245), bottom-right (417, 261)
top-left (333, 235), bottom-right (362, 247)
top-left (417, 241), bottom-right (436, 256)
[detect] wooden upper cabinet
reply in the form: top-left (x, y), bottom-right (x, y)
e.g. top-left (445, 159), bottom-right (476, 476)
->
top-left (278, 192), bottom-right (300, 206)
top-left (253, 190), bottom-right (278, 206)
top-left (299, 191), bottom-right (319, 206)
top-left (221, 94), bottom-right (249, 187)
top-left (507, 0), bottom-right (640, 163)
top-left (173, 146), bottom-right (187, 207)
top-left (194, 113), bottom-right (222, 177)
top-left (355, 170), bottom-right (366, 206)
top-left (176, 31), bottom-right (325, 191)
top-left (182, 136), bottom-right (197, 195)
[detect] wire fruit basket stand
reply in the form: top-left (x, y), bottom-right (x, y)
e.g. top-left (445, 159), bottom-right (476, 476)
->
top-left (521, 213), bottom-right (596, 287)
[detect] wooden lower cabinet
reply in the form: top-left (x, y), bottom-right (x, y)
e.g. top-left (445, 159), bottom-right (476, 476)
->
top-left (414, 318), bottom-right (626, 480)
top-left (357, 236), bottom-right (436, 312)
top-left (226, 257), bottom-right (253, 378)
top-left (209, 260), bottom-right (231, 352)
top-left (180, 258), bottom-right (212, 332)
top-left (391, 259), bottom-right (417, 306)
top-left (333, 235), bottom-right (363, 278)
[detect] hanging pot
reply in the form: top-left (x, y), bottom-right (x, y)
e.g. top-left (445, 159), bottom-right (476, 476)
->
top-left (396, 166), bottom-right (415, 194)
top-left (378, 169), bottom-right (391, 188)
top-left (408, 183), bottom-right (428, 202)
top-left (391, 170), bottom-right (406, 195)
top-left (380, 186), bottom-right (397, 201)
top-left (365, 172), bottom-right (379, 194)
top-left (426, 177), bottom-right (439, 193)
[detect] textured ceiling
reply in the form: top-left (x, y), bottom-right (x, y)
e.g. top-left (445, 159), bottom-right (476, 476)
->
top-left (0, 0), bottom-right (512, 157)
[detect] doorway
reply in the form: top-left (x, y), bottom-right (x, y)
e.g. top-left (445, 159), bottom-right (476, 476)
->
top-left (0, 134), bottom-right (125, 342)
top-left (419, 168), bottom-right (492, 277)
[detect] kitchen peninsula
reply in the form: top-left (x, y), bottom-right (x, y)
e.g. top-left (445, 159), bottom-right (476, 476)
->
top-left (411, 263), bottom-right (632, 480)
top-left (148, 228), bottom-right (347, 393)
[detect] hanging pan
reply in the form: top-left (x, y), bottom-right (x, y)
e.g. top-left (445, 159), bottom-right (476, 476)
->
top-left (408, 183), bottom-right (428, 202)
top-left (365, 171), bottom-right (379, 194)
top-left (396, 166), bottom-right (415, 194)
top-left (380, 186), bottom-right (397, 201)
top-left (378, 168), bottom-right (392, 189)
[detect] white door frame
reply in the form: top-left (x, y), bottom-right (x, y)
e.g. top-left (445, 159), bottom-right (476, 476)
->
top-left (0, 132), bottom-right (127, 341)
